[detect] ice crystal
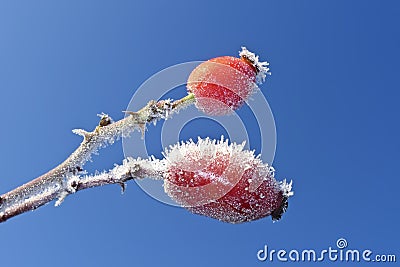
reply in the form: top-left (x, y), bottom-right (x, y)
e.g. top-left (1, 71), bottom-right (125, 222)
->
top-left (239, 47), bottom-right (271, 84)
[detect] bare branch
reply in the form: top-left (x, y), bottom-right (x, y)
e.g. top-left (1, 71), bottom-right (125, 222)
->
top-left (0, 94), bottom-right (195, 223)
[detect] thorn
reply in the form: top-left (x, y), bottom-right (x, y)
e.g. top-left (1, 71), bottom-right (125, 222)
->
top-left (72, 129), bottom-right (90, 139)
top-left (55, 192), bottom-right (68, 207)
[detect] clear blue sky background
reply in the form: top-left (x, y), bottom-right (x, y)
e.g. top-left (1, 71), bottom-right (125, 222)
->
top-left (0, 1), bottom-right (399, 266)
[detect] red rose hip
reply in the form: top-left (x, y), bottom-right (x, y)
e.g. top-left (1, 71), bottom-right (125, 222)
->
top-left (187, 47), bottom-right (270, 115)
top-left (162, 137), bottom-right (293, 223)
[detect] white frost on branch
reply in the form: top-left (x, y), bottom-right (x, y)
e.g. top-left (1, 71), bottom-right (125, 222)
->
top-left (54, 157), bottom-right (165, 207)
top-left (0, 95), bottom-right (195, 223)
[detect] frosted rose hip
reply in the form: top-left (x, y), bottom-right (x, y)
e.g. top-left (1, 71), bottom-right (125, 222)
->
top-left (162, 137), bottom-right (293, 223)
top-left (187, 47), bottom-right (270, 115)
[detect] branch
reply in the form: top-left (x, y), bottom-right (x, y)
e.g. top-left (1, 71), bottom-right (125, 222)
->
top-left (55, 157), bottom-right (166, 206)
top-left (0, 93), bottom-right (195, 223)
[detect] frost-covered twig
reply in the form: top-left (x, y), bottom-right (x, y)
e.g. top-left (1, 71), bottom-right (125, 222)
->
top-left (55, 157), bottom-right (165, 206)
top-left (0, 94), bottom-right (195, 223)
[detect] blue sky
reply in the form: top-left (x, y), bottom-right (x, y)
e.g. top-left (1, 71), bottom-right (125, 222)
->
top-left (0, 1), bottom-right (399, 266)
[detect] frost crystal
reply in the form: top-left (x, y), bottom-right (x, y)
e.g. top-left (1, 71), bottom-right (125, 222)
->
top-left (280, 179), bottom-right (294, 197)
top-left (239, 47), bottom-right (271, 84)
